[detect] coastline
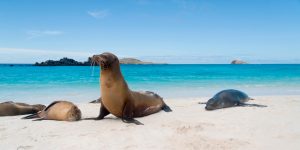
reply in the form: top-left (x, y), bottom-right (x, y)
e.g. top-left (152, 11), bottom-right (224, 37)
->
top-left (1, 95), bottom-right (300, 150)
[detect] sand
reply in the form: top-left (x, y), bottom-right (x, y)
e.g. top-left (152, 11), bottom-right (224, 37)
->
top-left (1, 95), bottom-right (300, 150)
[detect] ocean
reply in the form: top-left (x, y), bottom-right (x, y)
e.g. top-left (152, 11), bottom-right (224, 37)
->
top-left (0, 64), bottom-right (300, 103)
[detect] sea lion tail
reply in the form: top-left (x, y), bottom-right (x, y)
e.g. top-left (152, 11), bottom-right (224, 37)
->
top-left (162, 104), bottom-right (172, 112)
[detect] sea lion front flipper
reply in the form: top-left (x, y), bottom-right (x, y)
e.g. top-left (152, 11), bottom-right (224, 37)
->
top-left (122, 101), bottom-right (144, 125)
top-left (162, 104), bottom-right (172, 112)
top-left (95, 102), bottom-right (110, 120)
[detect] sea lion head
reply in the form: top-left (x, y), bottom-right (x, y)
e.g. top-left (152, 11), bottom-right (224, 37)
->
top-left (92, 52), bottom-right (119, 70)
top-left (205, 98), bottom-right (220, 110)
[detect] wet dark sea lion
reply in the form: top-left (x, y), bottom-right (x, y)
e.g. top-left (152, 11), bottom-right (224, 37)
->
top-left (0, 101), bottom-right (45, 116)
top-left (204, 89), bottom-right (266, 110)
top-left (92, 52), bottom-right (172, 125)
top-left (23, 101), bottom-right (81, 121)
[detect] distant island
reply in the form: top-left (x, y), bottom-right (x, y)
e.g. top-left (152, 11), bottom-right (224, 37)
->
top-left (231, 59), bottom-right (248, 64)
top-left (119, 58), bottom-right (153, 64)
top-left (34, 57), bottom-right (155, 66)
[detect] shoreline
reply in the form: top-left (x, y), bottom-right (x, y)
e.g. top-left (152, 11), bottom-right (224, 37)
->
top-left (1, 95), bottom-right (300, 149)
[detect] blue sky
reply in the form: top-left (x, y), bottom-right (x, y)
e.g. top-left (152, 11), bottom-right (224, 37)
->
top-left (0, 0), bottom-right (300, 63)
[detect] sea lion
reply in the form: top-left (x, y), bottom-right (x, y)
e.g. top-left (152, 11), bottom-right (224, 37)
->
top-left (91, 52), bottom-right (172, 125)
top-left (0, 101), bottom-right (45, 116)
top-left (23, 101), bottom-right (81, 121)
top-left (203, 89), bottom-right (266, 110)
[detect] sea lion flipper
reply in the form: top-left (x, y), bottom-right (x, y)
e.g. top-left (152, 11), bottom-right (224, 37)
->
top-left (122, 118), bottom-right (144, 125)
top-left (33, 118), bottom-right (44, 121)
top-left (95, 102), bottom-right (110, 120)
top-left (198, 102), bottom-right (207, 104)
top-left (122, 101), bottom-right (144, 125)
top-left (239, 103), bottom-right (267, 108)
top-left (22, 113), bottom-right (39, 119)
top-left (162, 104), bottom-right (172, 112)
top-left (90, 97), bottom-right (102, 103)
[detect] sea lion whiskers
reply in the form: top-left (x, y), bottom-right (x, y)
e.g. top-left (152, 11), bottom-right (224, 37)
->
top-left (90, 57), bottom-right (96, 76)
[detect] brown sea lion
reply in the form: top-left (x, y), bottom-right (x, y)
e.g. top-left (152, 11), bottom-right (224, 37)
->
top-left (22, 101), bottom-right (81, 121)
top-left (91, 52), bottom-right (172, 125)
top-left (0, 101), bottom-right (45, 116)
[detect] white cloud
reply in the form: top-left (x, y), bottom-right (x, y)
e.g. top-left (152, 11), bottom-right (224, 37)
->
top-left (26, 30), bottom-right (63, 39)
top-left (0, 48), bottom-right (93, 64)
top-left (87, 10), bottom-right (109, 19)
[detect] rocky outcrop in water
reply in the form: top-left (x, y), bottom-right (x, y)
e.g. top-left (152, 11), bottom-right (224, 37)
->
top-left (34, 57), bottom-right (92, 66)
top-left (231, 59), bottom-right (248, 64)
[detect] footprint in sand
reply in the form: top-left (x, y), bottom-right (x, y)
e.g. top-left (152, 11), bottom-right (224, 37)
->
top-left (17, 145), bottom-right (33, 150)
top-left (176, 124), bottom-right (204, 134)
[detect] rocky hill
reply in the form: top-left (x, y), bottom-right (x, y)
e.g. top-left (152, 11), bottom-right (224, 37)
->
top-left (231, 59), bottom-right (248, 64)
top-left (34, 57), bottom-right (153, 66)
top-left (119, 58), bottom-right (153, 64)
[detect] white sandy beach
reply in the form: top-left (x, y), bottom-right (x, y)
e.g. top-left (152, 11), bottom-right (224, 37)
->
top-left (0, 95), bottom-right (300, 150)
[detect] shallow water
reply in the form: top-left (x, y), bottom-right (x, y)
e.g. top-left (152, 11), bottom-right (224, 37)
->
top-left (0, 64), bottom-right (299, 103)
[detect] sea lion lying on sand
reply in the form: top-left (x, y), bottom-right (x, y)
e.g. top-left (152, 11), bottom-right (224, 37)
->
top-left (91, 52), bottom-right (172, 125)
top-left (23, 101), bottom-right (81, 121)
top-left (0, 101), bottom-right (45, 116)
top-left (201, 89), bottom-right (267, 110)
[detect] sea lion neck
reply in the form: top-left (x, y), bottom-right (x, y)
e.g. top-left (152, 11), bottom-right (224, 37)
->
top-left (100, 63), bottom-right (122, 78)
top-left (100, 63), bottom-right (126, 88)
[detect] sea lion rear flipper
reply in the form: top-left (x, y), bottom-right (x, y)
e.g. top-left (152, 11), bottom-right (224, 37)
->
top-left (122, 118), bottom-right (144, 125)
top-left (22, 113), bottom-right (39, 119)
top-left (33, 118), bottom-right (44, 121)
top-left (238, 103), bottom-right (267, 108)
top-left (198, 102), bottom-right (207, 104)
top-left (122, 101), bottom-right (144, 125)
top-left (89, 97), bottom-right (102, 103)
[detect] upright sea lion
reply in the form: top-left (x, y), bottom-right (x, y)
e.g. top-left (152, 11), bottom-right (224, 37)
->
top-left (203, 89), bottom-right (266, 110)
top-left (23, 101), bottom-right (81, 121)
top-left (92, 52), bottom-right (172, 125)
top-left (0, 101), bottom-right (45, 116)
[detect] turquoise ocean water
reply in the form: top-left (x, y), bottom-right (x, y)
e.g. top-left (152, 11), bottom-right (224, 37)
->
top-left (0, 64), bottom-right (300, 103)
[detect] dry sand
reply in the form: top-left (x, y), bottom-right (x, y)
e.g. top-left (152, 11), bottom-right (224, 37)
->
top-left (1, 95), bottom-right (300, 150)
